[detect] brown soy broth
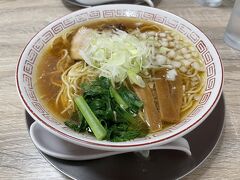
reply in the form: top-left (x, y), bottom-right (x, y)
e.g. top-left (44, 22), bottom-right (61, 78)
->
top-left (34, 17), bottom-right (205, 127)
top-left (83, 18), bottom-right (155, 31)
top-left (34, 18), bottom-right (160, 121)
top-left (34, 47), bottom-right (67, 121)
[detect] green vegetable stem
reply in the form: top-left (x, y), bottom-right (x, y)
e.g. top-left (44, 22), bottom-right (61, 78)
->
top-left (74, 96), bottom-right (107, 140)
top-left (110, 86), bottom-right (128, 110)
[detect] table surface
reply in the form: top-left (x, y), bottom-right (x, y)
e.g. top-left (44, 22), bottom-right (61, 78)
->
top-left (0, 0), bottom-right (240, 179)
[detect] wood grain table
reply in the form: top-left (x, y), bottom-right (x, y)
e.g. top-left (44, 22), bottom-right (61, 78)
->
top-left (0, 0), bottom-right (239, 179)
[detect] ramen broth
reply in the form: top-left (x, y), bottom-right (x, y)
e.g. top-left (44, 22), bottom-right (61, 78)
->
top-left (34, 18), bottom-right (206, 130)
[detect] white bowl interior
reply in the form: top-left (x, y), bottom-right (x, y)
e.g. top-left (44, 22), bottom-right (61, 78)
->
top-left (16, 4), bottom-right (223, 151)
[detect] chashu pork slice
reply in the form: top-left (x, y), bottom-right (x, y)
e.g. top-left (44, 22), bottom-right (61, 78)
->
top-left (133, 84), bottom-right (162, 132)
top-left (154, 68), bottom-right (183, 123)
top-left (70, 27), bottom-right (94, 60)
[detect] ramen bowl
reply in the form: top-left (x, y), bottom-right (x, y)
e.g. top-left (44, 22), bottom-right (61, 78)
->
top-left (16, 4), bottom-right (223, 151)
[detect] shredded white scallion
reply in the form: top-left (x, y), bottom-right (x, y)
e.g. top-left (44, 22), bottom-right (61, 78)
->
top-left (77, 29), bottom-right (150, 87)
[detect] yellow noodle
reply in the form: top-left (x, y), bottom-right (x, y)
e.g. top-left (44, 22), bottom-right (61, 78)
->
top-left (139, 25), bottom-right (162, 32)
top-left (55, 61), bottom-right (99, 114)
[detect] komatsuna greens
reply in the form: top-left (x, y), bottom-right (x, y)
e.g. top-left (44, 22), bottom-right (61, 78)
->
top-left (65, 77), bottom-right (149, 142)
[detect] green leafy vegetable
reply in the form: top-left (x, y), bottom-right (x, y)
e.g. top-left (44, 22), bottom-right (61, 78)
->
top-left (81, 77), bottom-right (114, 120)
top-left (105, 123), bottom-right (143, 142)
top-left (65, 77), bottom-right (149, 142)
top-left (64, 111), bottom-right (88, 132)
top-left (118, 85), bottom-right (144, 114)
